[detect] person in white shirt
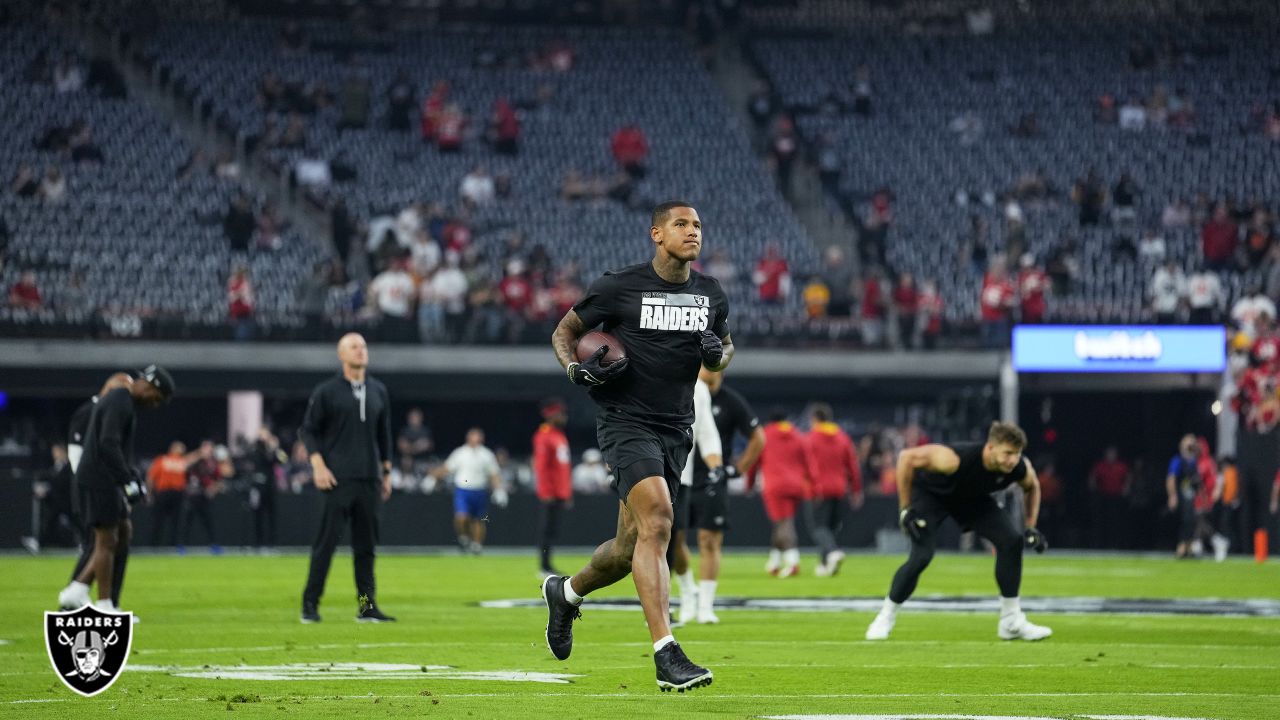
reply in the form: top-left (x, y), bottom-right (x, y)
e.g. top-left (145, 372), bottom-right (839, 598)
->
top-left (410, 231), bottom-right (441, 277)
top-left (1138, 230), bottom-right (1167, 265)
top-left (1187, 267), bottom-right (1224, 325)
top-left (1231, 289), bottom-right (1277, 340)
top-left (1119, 96), bottom-right (1147, 130)
top-left (54, 55), bottom-right (84, 93)
top-left (671, 379), bottom-right (723, 626)
top-left (369, 259), bottom-right (417, 341)
top-left (571, 448), bottom-right (609, 494)
top-left (1150, 259), bottom-right (1187, 324)
top-left (427, 251), bottom-right (469, 342)
top-left (394, 202), bottom-right (425, 248)
top-left (437, 428), bottom-right (505, 553)
top-left (460, 166), bottom-right (496, 208)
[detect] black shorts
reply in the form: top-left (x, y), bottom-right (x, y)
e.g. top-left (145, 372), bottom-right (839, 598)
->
top-left (812, 496), bottom-right (845, 531)
top-left (82, 484), bottom-right (127, 529)
top-left (673, 483), bottom-right (690, 533)
top-left (597, 412), bottom-right (693, 504)
top-left (911, 489), bottom-right (1002, 533)
top-left (688, 482), bottom-right (729, 531)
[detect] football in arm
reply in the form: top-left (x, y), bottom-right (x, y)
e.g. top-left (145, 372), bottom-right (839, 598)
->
top-left (575, 330), bottom-right (627, 366)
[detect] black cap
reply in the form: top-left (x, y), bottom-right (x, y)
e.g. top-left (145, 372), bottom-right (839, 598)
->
top-left (137, 364), bottom-right (176, 401)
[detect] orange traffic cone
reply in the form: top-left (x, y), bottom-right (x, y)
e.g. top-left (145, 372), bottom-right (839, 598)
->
top-left (1255, 529), bottom-right (1269, 563)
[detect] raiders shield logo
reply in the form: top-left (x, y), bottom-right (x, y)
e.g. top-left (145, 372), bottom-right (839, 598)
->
top-left (44, 605), bottom-right (133, 697)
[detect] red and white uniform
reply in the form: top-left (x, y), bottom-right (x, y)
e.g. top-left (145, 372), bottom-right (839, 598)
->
top-left (1194, 438), bottom-right (1218, 513)
top-left (806, 422), bottom-right (861, 500)
top-left (1252, 333), bottom-right (1280, 373)
top-left (532, 423), bottom-right (571, 501)
top-left (753, 254), bottom-right (791, 303)
top-left (1233, 366), bottom-right (1280, 432)
top-left (754, 421), bottom-right (815, 521)
top-left (1017, 267), bottom-right (1048, 323)
top-left (980, 273), bottom-right (1015, 322)
top-left (228, 275), bottom-right (254, 319)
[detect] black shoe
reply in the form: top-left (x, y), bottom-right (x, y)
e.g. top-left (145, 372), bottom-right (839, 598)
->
top-left (300, 601), bottom-right (321, 624)
top-left (356, 604), bottom-right (397, 623)
top-left (541, 575), bottom-right (581, 660)
top-left (654, 641), bottom-right (713, 692)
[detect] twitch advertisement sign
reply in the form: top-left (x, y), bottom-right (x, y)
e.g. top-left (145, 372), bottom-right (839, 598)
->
top-left (1012, 325), bottom-right (1226, 373)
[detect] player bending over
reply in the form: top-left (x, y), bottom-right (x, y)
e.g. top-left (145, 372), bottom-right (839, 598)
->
top-left (866, 421), bottom-right (1052, 641)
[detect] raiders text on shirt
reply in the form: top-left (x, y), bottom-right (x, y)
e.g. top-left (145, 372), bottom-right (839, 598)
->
top-left (572, 262), bottom-right (730, 427)
top-left (639, 292), bottom-right (711, 332)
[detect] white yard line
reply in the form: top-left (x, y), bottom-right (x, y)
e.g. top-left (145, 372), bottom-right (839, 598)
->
top-left (8, 690), bottom-right (1277, 705)
top-left (145, 691), bottom-right (1276, 700)
top-left (132, 639), bottom-right (1280, 655)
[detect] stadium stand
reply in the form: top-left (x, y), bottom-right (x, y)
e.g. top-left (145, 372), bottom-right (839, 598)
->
top-left (747, 0), bottom-right (1280, 330)
top-left (0, 6), bottom-right (322, 339)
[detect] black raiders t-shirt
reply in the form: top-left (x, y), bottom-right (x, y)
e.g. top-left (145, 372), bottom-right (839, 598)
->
top-left (76, 387), bottom-right (138, 490)
top-left (915, 442), bottom-right (1027, 500)
top-left (573, 262), bottom-right (730, 427)
top-left (68, 397), bottom-right (95, 449)
top-left (691, 384), bottom-right (759, 487)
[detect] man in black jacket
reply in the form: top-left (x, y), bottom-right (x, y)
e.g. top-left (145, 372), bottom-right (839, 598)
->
top-left (299, 333), bottom-right (396, 623)
top-left (57, 372), bottom-right (134, 611)
top-left (65, 366), bottom-right (173, 612)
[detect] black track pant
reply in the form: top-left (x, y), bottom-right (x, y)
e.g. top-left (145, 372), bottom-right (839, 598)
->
top-left (303, 479), bottom-right (380, 606)
top-left (150, 490), bottom-right (184, 546)
top-left (805, 497), bottom-right (844, 565)
top-left (182, 494), bottom-right (217, 545)
top-left (1238, 428), bottom-right (1279, 540)
top-left (889, 490), bottom-right (1023, 603)
top-left (69, 522), bottom-right (130, 606)
top-left (254, 487), bottom-right (277, 548)
top-left (538, 499), bottom-right (566, 571)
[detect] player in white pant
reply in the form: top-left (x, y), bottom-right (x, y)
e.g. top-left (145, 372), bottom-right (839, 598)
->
top-left (671, 378), bottom-right (724, 625)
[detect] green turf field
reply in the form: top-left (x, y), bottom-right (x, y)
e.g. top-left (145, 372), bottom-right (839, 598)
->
top-left (2, 551), bottom-right (1278, 719)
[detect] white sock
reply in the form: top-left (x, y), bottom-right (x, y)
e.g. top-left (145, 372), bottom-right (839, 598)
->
top-left (653, 634), bottom-right (676, 653)
top-left (698, 580), bottom-right (717, 613)
top-left (1000, 596), bottom-right (1021, 616)
top-left (67, 581), bottom-right (90, 594)
top-left (767, 548), bottom-right (781, 566)
top-left (880, 597), bottom-right (901, 617)
top-left (676, 571), bottom-right (696, 598)
top-left (783, 548), bottom-right (800, 567)
top-left (94, 599), bottom-right (116, 611)
top-left (563, 578), bottom-right (583, 605)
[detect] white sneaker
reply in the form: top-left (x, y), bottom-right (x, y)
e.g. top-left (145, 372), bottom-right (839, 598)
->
top-left (778, 564), bottom-right (799, 578)
top-left (696, 609), bottom-right (720, 624)
top-left (865, 610), bottom-right (895, 640)
top-left (998, 612), bottom-right (1052, 641)
top-left (826, 550), bottom-right (845, 576)
top-left (58, 584), bottom-right (91, 610)
top-left (679, 592), bottom-right (699, 626)
top-left (1212, 534), bottom-right (1230, 563)
top-left (814, 563), bottom-right (832, 577)
top-left (764, 558), bottom-right (780, 576)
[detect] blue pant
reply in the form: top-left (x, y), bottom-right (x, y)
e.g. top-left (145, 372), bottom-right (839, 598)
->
top-left (454, 488), bottom-right (489, 518)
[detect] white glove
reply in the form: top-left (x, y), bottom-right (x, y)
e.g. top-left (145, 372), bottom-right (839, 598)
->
top-left (491, 487), bottom-right (509, 509)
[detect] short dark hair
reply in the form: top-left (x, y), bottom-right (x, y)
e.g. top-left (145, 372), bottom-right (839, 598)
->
top-left (810, 402), bottom-right (833, 423)
top-left (651, 200), bottom-right (697, 228)
top-left (769, 407), bottom-right (789, 423)
top-left (987, 421), bottom-right (1027, 450)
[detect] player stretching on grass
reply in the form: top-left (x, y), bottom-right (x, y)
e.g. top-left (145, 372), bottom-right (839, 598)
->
top-left (866, 421), bottom-right (1053, 641)
top-left (542, 200), bottom-right (732, 692)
